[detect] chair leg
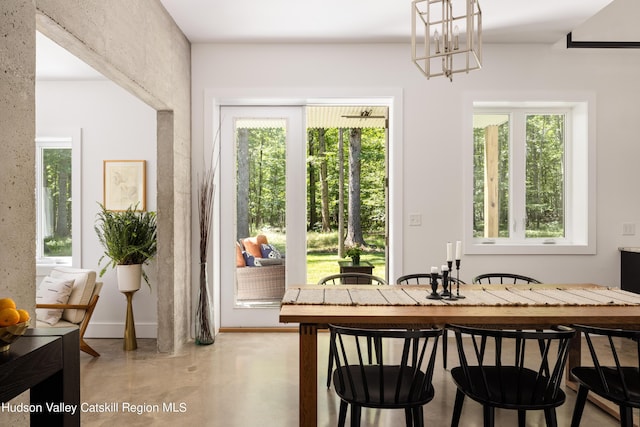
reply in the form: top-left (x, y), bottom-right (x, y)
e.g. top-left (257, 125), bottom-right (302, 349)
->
top-left (570, 385), bottom-right (589, 427)
top-left (327, 348), bottom-right (334, 388)
top-left (619, 405), bottom-right (633, 427)
top-left (350, 404), bottom-right (361, 427)
top-left (338, 401), bottom-right (348, 427)
top-left (80, 339), bottom-right (100, 357)
top-left (518, 410), bottom-right (526, 427)
top-left (443, 329), bottom-right (448, 369)
top-left (327, 330), bottom-right (335, 388)
top-left (451, 389), bottom-right (465, 427)
top-left (483, 406), bottom-right (495, 427)
top-left (404, 408), bottom-right (413, 427)
top-left (413, 406), bottom-right (424, 427)
top-left (544, 408), bottom-right (557, 427)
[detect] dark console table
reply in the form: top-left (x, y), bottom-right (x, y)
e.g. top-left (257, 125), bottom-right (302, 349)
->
top-left (338, 260), bottom-right (375, 283)
top-left (0, 327), bottom-right (80, 426)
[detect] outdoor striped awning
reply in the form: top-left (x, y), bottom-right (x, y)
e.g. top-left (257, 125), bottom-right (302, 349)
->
top-left (234, 106), bottom-right (388, 130)
top-left (307, 106), bottom-right (387, 129)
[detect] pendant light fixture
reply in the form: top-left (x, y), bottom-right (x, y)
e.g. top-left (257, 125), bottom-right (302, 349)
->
top-left (411, 0), bottom-right (482, 81)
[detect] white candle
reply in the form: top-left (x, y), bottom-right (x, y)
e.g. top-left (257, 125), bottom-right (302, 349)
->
top-left (441, 264), bottom-right (448, 272)
top-left (431, 266), bottom-right (439, 274)
top-left (446, 242), bottom-right (453, 262)
top-left (455, 241), bottom-right (462, 260)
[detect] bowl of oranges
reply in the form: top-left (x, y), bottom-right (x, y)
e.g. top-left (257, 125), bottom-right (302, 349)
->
top-left (0, 298), bottom-right (30, 352)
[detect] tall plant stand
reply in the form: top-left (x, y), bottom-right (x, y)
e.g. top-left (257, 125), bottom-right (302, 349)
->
top-left (123, 290), bottom-right (138, 351)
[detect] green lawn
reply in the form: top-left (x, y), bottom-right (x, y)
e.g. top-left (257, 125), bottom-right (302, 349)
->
top-left (253, 229), bottom-right (387, 284)
top-left (306, 251), bottom-right (386, 284)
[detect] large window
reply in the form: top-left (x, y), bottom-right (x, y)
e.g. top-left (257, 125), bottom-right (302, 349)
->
top-left (464, 96), bottom-right (595, 254)
top-left (36, 130), bottom-right (81, 266)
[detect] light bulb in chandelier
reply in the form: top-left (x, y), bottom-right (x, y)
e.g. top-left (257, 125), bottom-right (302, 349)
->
top-left (453, 25), bottom-right (460, 50)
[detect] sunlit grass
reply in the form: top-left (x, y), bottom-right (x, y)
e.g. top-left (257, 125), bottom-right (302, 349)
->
top-left (251, 229), bottom-right (387, 284)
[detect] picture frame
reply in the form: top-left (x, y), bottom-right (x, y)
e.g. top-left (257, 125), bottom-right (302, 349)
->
top-left (103, 160), bottom-right (146, 211)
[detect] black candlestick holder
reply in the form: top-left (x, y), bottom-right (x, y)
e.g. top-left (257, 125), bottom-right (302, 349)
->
top-left (440, 267), bottom-right (452, 298)
top-left (442, 263), bottom-right (457, 300)
top-left (427, 273), bottom-right (442, 300)
top-left (455, 259), bottom-right (465, 299)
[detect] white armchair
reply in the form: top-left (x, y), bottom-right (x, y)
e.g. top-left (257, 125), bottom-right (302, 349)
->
top-left (36, 267), bottom-right (102, 357)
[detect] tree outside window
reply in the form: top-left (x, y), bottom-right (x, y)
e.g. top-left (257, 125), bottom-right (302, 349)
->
top-left (473, 110), bottom-right (565, 242)
top-left (36, 139), bottom-right (74, 262)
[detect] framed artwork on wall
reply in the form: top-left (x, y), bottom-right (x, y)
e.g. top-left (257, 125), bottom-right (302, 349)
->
top-left (103, 160), bottom-right (146, 211)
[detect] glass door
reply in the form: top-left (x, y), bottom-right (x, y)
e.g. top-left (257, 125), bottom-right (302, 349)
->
top-left (219, 106), bottom-right (305, 327)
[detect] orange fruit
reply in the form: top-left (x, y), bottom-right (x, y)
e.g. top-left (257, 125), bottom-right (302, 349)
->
top-left (0, 307), bottom-right (20, 326)
top-left (17, 309), bottom-right (30, 323)
top-left (0, 298), bottom-right (16, 310)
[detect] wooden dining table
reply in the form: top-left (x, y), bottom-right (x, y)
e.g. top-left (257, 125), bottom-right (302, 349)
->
top-left (279, 283), bottom-right (640, 427)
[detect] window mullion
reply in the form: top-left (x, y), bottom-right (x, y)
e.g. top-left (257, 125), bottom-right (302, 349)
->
top-left (510, 112), bottom-right (526, 241)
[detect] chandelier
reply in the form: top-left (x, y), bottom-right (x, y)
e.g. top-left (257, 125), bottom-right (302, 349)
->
top-left (411, 0), bottom-right (482, 81)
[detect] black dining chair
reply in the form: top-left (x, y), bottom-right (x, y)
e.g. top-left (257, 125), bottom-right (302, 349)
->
top-left (570, 324), bottom-right (640, 427)
top-left (318, 272), bottom-right (387, 286)
top-left (396, 273), bottom-right (466, 370)
top-left (319, 272), bottom-right (388, 388)
top-left (472, 273), bottom-right (541, 285)
top-left (396, 273), bottom-right (464, 286)
top-left (447, 324), bottom-right (575, 427)
top-left (329, 324), bottom-right (443, 427)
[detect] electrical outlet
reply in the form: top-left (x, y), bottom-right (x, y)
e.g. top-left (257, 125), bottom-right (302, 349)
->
top-left (622, 223), bottom-right (636, 236)
top-left (409, 213), bottom-right (422, 226)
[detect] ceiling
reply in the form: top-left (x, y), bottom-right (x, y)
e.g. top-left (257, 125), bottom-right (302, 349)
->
top-left (158, 0), bottom-right (615, 44)
top-left (37, 0), bottom-right (640, 80)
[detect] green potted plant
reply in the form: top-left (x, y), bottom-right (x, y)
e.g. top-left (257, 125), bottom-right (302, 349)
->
top-left (95, 203), bottom-right (158, 291)
top-left (346, 246), bottom-right (362, 265)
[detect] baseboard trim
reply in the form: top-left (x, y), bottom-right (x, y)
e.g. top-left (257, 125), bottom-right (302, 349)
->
top-left (84, 322), bottom-right (157, 338)
top-left (219, 327), bottom-right (299, 333)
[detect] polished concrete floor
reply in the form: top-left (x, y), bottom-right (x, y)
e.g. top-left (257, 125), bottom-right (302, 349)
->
top-left (80, 332), bottom-right (624, 427)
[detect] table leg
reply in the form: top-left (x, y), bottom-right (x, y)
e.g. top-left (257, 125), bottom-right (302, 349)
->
top-left (30, 328), bottom-right (80, 427)
top-left (299, 323), bottom-right (318, 427)
top-left (567, 330), bottom-right (581, 383)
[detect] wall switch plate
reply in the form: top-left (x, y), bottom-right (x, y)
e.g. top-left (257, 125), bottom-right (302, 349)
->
top-left (409, 213), bottom-right (422, 226)
top-left (623, 223), bottom-right (636, 236)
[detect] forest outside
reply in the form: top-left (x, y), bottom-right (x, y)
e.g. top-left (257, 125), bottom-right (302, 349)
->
top-left (473, 112), bottom-right (565, 240)
top-left (237, 122), bottom-right (387, 284)
top-left (38, 146), bottom-right (73, 258)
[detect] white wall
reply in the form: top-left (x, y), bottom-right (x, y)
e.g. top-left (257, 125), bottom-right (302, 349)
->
top-left (192, 42), bottom-right (640, 300)
top-left (36, 79), bottom-right (158, 337)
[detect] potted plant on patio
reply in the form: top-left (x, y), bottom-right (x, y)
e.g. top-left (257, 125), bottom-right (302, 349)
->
top-left (95, 203), bottom-right (158, 291)
top-left (346, 246), bottom-right (362, 265)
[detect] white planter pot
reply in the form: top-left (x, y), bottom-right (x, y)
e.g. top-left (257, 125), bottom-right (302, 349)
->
top-left (117, 264), bottom-right (142, 292)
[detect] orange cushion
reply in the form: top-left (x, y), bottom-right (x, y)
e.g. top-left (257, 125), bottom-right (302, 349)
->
top-left (236, 242), bottom-right (246, 267)
top-left (243, 235), bottom-right (268, 258)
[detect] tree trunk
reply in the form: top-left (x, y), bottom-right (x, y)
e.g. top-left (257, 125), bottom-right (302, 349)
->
top-left (237, 128), bottom-right (250, 238)
top-left (308, 129), bottom-right (317, 230)
top-left (345, 128), bottom-right (366, 247)
top-left (55, 168), bottom-right (70, 237)
top-left (255, 134), bottom-right (264, 228)
top-left (318, 128), bottom-right (331, 232)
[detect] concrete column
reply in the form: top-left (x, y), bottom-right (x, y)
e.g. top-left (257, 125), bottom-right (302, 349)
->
top-left (0, 2), bottom-right (36, 424)
top-left (33, 0), bottom-right (191, 353)
top-left (0, 0), bottom-right (37, 317)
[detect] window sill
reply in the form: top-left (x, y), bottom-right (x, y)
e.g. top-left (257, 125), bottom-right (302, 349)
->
top-left (465, 242), bottom-right (596, 255)
top-left (36, 260), bottom-right (72, 276)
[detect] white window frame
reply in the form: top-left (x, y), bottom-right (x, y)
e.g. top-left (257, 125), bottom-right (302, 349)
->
top-left (462, 92), bottom-right (596, 255)
top-left (35, 129), bottom-right (82, 268)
